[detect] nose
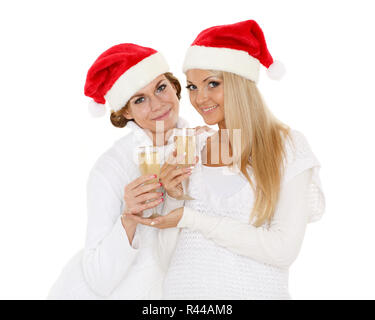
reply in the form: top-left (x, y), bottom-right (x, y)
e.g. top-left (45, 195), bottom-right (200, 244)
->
top-left (195, 87), bottom-right (209, 106)
top-left (149, 94), bottom-right (164, 112)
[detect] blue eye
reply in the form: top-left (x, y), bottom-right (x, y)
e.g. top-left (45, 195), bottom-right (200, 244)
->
top-left (186, 84), bottom-right (197, 91)
top-left (134, 97), bottom-right (145, 104)
top-left (156, 84), bottom-right (166, 93)
top-left (209, 81), bottom-right (220, 88)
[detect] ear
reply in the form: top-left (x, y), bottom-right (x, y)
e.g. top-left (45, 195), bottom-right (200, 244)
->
top-left (123, 108), bottom-right (134, 120)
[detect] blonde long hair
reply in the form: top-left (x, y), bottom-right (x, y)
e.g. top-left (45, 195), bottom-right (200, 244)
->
top-left (217, 71), bottom-right (291, 227)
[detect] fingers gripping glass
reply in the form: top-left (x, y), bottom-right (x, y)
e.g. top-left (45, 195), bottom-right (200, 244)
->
top-left (137, 146), bottom-right (161, 218)
top-left (173, 128), bottom-right (196, 201)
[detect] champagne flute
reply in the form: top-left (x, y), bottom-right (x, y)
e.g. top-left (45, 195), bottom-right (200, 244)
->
top-left (173, 128), bottom-right (197, 200)
top-left (138, 146), bottom-right (161, 218)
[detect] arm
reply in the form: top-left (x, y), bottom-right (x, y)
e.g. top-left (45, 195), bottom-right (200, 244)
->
top-left (82, 169), bottom-right (139, 297)
top-left (121, 215), bottom-right (138, 245)
top-left (177, 169), bottom-right (313, 268)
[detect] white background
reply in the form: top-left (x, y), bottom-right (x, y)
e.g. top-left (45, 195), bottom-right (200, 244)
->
top-left (0, 0), bottom-right (374, 300)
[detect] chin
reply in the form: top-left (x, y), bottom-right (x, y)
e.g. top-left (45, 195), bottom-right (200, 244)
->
top-left (203, 117), bottom-right (220, 126)
top-left (164, 114), bottom-right (178, 131)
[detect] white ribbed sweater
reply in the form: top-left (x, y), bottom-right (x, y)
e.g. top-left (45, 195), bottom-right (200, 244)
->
top-left (159, 129), bottom-right (325, 300)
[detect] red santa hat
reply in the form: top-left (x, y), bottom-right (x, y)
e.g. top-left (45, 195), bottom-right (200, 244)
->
top-left (84, 43), bottom-right (169, 117)
top-left (182, 20), bottom-right (285, 83)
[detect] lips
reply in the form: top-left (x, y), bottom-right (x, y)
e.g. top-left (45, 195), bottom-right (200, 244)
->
top-left (153, 108), bottom-right (171, 120)
top-left (200, 105), bottom-right (219, 113)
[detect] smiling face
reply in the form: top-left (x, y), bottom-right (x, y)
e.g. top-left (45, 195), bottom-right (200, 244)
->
top-left (186, 69), bottom-right (225, 128)
top-left (123, 74), bottom-right (180, 133)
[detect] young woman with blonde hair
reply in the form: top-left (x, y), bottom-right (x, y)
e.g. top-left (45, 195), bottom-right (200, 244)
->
top-left (128, 20), bottom-right (326, 299)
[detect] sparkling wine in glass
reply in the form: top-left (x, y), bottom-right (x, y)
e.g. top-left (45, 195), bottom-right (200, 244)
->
top-left (174, 128), bottom-right (196, 200)
top-left (138, 146), bottom-right (161, 218)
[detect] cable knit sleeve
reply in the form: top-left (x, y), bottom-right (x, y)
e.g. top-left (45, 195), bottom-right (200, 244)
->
top-left (177, 169), bottom-right (313, 268)
top-left (82, 165), bottom-right (138, 297)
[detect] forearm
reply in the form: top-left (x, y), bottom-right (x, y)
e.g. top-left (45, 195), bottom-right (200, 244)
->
top-left (82, 215), bottom-right (139, 297)
top-left (83, 170), bottom-right (139, 297)
top-left (178, 210), bottom-right (305, 268)
top-left (121, 214), bottom-right (138, 245)
top-left (177, 170), bottom-right (311, 268)
top-left (161, 193), bottom-right (184, 215)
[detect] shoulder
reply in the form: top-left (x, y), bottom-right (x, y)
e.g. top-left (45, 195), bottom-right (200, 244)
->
top-left (282, 129), bottom-right (321, 185)
top-left (89, 130), bottom-right (138, 186)
top-left (282, 129), bottom-right (326, 223)
top-left (283, 129), bottom-right (314, 162)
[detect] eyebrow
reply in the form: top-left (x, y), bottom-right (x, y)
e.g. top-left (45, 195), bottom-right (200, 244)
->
top-left (154, 79), bottom-right (166, 89)
top-left (129, 79), bottom-right (167, 100)
top-left (129, 92), bottom-right (143, 101)
top-left (203, 76), bottom-right (217, 82)
top-left (187, 76), bottom-right (218, 84)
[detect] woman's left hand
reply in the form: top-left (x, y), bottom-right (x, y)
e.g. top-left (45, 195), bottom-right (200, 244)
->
top-left (124, 207), bottom-right (184, 229)
top-left (194, 125), bottom-right (215, 135)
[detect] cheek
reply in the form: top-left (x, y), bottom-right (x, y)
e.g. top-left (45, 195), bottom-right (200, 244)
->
top-left (189, 92), bottom-right (198, 108)
top-left (162, 90), bottom-right (180, 111)
top-left (214, 88), bottom-right (224, 106)
top-left (217, 92), bottom-right (225, 116)
top-left (131, 105), bottom-right (151, 122)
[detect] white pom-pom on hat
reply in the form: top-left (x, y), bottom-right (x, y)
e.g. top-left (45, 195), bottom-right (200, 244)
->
top-left (88, 100), bottom-right (106, 117)
top-left (267, 60), bottom-right (286, 80)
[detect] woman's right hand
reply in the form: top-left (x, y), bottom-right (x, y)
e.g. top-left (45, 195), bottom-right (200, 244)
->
top-left (123, 174), bottom-right (164, 216)
top-left (160, 152), bottom-right (197, 199)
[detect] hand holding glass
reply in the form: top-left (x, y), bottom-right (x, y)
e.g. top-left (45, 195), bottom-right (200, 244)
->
top-left (138, 146), bottom-right (162, 218)
top-left (173, 128), bottom-right (197, 200)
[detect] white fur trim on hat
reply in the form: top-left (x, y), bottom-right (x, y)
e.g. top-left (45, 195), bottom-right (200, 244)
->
top-left (182, 45), bottom-right (260, 83)
top-left (105, 52), bottom-right (169, 112)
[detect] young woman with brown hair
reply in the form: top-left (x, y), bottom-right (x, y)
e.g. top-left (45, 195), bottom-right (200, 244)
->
top-left (48, 43), bottom-right (194, 299)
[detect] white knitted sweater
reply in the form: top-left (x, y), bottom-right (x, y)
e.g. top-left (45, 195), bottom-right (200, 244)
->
top-left (160, 129), bottom-right (325, 300)
top-left (47, 118), bottom-right (189, 299)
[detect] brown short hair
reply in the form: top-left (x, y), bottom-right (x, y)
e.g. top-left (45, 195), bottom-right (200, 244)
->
top-left (110, 72), bottom-right (181, 128)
